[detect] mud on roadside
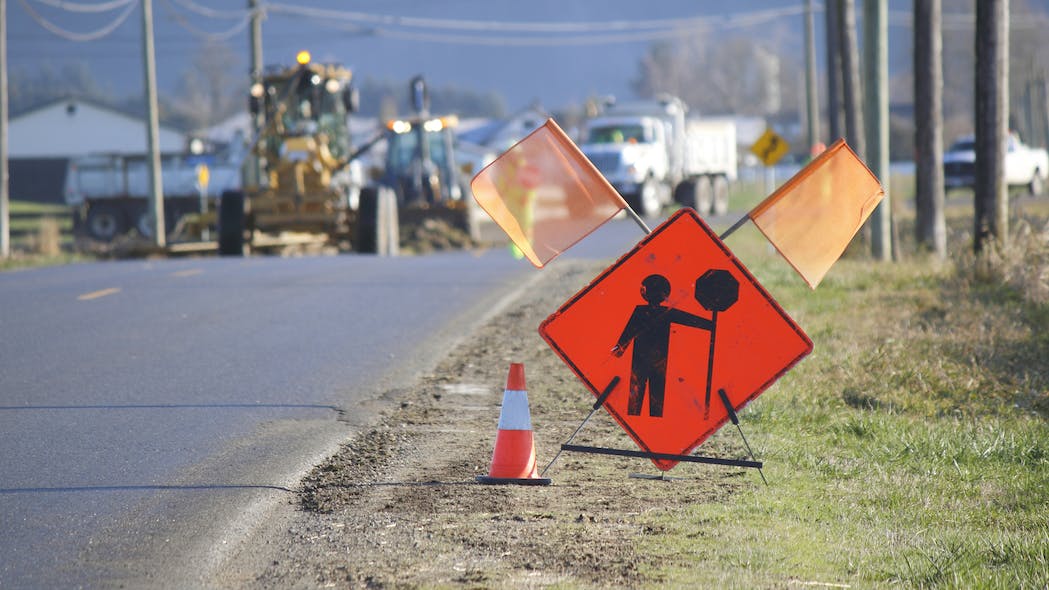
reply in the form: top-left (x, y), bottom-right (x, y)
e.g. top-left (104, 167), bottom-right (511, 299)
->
top-left (240, 260), bottom-right (753, 588)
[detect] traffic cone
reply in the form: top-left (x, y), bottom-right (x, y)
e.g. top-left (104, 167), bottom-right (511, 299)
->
top-left (476, 363), bottom-right (552, 485)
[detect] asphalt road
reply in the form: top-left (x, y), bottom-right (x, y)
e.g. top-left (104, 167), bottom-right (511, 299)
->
top-left (0, 216), bottom-right (660, 587)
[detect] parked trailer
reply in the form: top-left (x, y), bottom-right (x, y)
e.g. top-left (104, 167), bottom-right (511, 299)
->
top-left (64, 152), bottom-right (242, 242)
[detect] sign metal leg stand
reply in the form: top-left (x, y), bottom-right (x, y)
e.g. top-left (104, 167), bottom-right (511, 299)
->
top-left (717, 388), bottom-right (768, 486)
top-left (540, 376), bottom-right (620, 478)
top-left (544, 379), bottom-right (766, 479)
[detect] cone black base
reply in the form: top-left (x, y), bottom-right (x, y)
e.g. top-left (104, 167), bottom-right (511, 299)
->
top-left (476, 475), bottom-right (552, 486)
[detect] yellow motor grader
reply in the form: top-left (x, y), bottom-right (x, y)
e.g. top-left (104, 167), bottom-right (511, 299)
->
top-left (217, 53), bottom-right (477, 256)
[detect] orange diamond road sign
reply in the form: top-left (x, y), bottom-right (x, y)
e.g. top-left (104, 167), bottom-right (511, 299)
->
top-left (539, 208), bottom-right (813, 471)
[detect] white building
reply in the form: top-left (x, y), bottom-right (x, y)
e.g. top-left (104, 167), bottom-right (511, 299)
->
top-left (8, 99), bottom-right (187, 203)
top-left (9, 98), bottom-right (186, 158)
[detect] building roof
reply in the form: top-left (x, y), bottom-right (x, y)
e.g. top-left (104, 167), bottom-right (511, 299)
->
top-left (8, 98), bottom-right (186, 158)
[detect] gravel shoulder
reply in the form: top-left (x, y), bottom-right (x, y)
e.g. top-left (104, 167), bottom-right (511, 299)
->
top-left (213, 259), bottom-right (753, 589)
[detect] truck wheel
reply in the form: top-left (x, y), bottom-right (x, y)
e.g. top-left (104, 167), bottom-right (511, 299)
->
top-left (217, 190), bottom-right (246, 256)
top-left (135, 211), bottom-right (152, 238)
top-left (627, 177), bottom-right (661, 218)
top-left (356, 186), bottom-right (399, 256)
top-left (673, 180), bottom-right (696, 207)
top-left (85, 202), bottom-right (127, 242)
top-left (1029, 173), bottom-right (1044, 196)
top-left (712, 175), bottom-right (730, 215)
top-left (694, 176), bottom-right (713, 215)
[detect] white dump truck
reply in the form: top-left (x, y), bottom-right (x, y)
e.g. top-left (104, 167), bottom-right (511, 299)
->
top-left (580, 95), bottom-right (737, 217)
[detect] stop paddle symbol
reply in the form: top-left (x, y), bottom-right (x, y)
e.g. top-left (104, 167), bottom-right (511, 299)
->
top-left (694, 269), bottom-right (739, 312)
top-left (694, 269), bottom-right (739, 419)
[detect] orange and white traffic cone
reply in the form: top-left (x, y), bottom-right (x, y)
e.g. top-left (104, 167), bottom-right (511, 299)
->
top-left (476, 363), bottom-right (552, 485)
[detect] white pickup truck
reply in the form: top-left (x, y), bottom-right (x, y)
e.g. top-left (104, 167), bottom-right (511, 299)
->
top-left (943, 133), bottom-right (1049, 195)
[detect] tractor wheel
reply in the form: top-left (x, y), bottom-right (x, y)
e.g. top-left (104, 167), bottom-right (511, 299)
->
top-left (383, 187), bottom-right (400, 256)
top-left (217, 190), bottom-right (246, 256)
top-left (712, 175), bottom-right (730, 216)
top-left (132, 205), bottom-right (154, 239)
top-left (457, 187), bottom-right (481, 242)
top-left (356, 186), bottom-right (399, 256)
top-left (85, 202), bottom-right (127, 242)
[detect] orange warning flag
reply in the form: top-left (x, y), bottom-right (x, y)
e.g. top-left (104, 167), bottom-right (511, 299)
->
top-left (471, 119), bottom-right (627, 268)
top-left (747, 138), bottom-right (884, 288)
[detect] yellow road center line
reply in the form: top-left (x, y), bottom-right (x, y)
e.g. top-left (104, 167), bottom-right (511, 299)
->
top-left (171, 269), bottom-right (203, 278)
top-left (77, 287), bottom-right (121, 301)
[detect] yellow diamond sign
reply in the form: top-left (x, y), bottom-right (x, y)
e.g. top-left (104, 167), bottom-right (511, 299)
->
top-left (750, 129), bottom-right (790, 167)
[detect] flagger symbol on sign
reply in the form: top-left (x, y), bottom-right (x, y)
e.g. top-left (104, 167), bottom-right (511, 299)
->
top-left (611, 270), bottom-right (739, 419)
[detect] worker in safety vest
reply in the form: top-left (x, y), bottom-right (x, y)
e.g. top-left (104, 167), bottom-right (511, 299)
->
top-left (495, 149), bottom-right (540, 259)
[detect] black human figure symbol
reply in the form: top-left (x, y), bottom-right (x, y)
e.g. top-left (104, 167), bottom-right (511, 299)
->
top-left (611, 274), bottom-right (713, 418)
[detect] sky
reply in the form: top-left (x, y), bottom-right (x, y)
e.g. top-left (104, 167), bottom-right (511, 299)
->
top-left (7, 0), bottom-right (1045, 115)
top-left (5, 0), bottom-right (865, 113)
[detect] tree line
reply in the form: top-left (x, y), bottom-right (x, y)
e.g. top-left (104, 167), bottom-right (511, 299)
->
top-left (8, 41), bottom-right (507, 134)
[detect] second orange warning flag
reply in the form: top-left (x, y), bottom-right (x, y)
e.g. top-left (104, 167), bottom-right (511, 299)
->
top-left (471, 119), bottom-right (627, 268)
top-left (748, 139), bottom-right (885, 289)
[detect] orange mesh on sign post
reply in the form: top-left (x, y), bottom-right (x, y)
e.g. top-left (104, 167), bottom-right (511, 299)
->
top-left (748, 139), bottom-right (885, 288)
top-left (471, 119), bottom-right (627, 267)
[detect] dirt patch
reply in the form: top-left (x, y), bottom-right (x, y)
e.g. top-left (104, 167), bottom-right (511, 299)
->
top-left (234, 260), bottom-right (755, 588)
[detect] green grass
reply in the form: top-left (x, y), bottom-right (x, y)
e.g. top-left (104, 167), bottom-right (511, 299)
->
top-left (638, 204), bottom-right (1049, 588)
top-left (2, 200), bottom-right (85, 270)
top-left (9, 200), bottom-right (70, 215)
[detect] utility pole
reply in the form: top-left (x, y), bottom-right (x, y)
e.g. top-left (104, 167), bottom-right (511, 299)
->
top-left (864, 0), bottom-right (891, 261)
top-left (1, 0), bottom-right (9, 259)
top-left (805, 0), bottom-right (821, 153)
top-left (840, 0), bottom-right (865, 160)
top-left (1043, 76), bottom-right (1049, 151)
top-left (141, 0), bottom-right (165, 247)
top-left (914, 0), bottom-right (946, 259)
top-left (974, 0), bottom-right (1009, 254)
top-left (825, 0), bottom-right (842, 142)
top-left (248, 0), bottom-right (264, 186)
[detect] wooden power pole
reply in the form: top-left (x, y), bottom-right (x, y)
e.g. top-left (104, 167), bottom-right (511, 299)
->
top-left (825, 0), bottom-right (843, 142)
top-left (805, 0), bottom-right (821, 152)
top-left (248, 0), bottom-right (264, 186)
top-left (840, 0), bottom-right (866, 160)
top-left (864, 0), bottom-right (891, 261)
top-left (1, 0), bottom-right (8, 259)
top-left (141, 0), bottom-right (165, 248)
top-left (914, 0), bottom-right (947, 259)
top-left (974, 0), bottom-right (1010, 254)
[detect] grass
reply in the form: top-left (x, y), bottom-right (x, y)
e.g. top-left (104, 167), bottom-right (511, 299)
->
top-left (633, 199), bottom-right (1049, 588)
top-left (2, 200), bottom-right (86, 271)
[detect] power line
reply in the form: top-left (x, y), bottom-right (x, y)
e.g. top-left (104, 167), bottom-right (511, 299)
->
top-left (168, 0), bottom-right (248, 20)
top-left (160, 0), bottom-right (251, 41)
top-left (265, 3), bottom-right (808, 38)
top-left (276, 4), bottom-right (809, 47)
top-left (18, 0), bottom-right (136, 41)
top-left (31, 0), bottom-right (134, 14)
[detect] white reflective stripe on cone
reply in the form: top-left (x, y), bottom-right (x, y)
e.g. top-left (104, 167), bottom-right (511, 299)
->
top-left (496, 390), bottom-right (533, 430)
